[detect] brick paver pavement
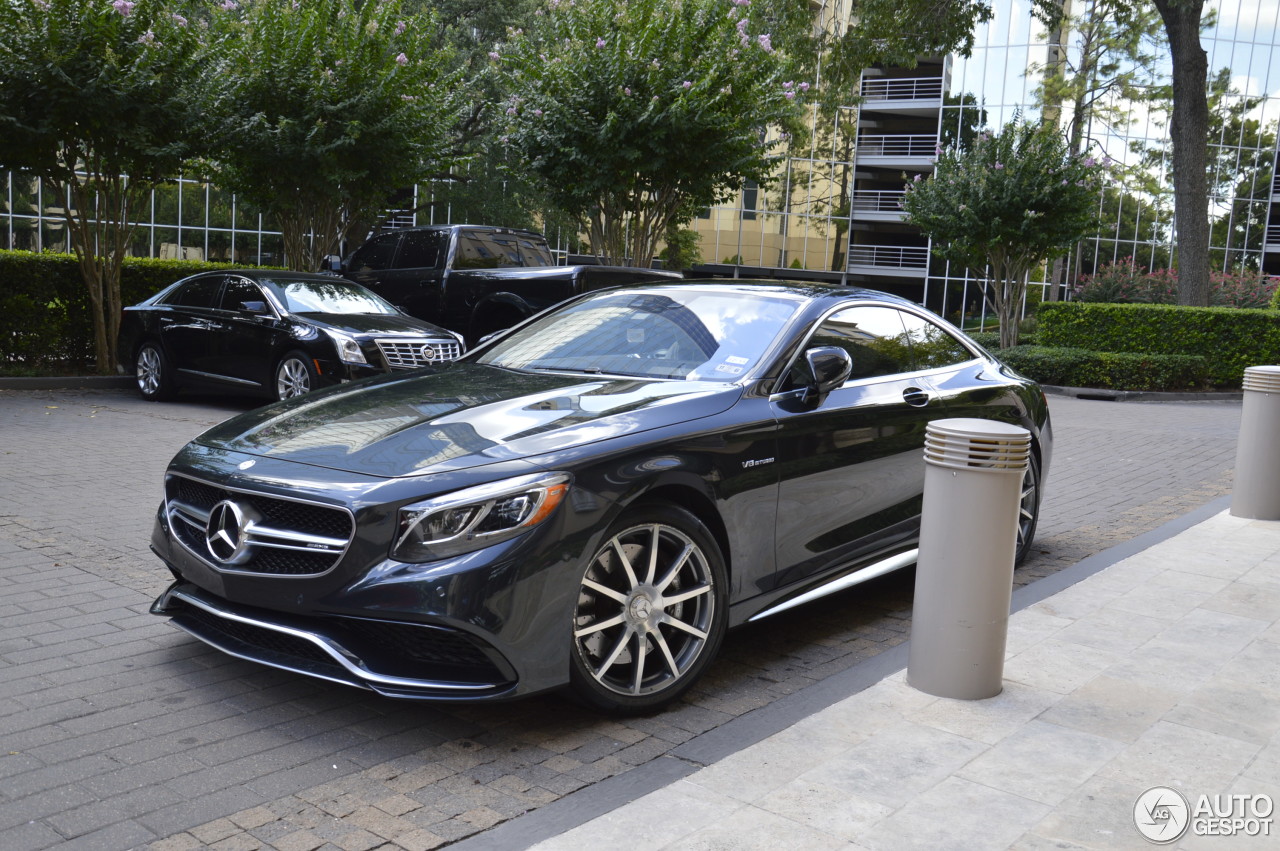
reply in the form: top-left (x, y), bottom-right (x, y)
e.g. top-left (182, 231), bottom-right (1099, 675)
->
top-left (0, 388), bottom-right (1241, 850)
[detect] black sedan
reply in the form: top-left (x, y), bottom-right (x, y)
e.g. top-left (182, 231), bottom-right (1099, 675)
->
top-left (147, 282), bottom-right (1052, 713)
top-left (119, 270), bottom-right (464, 402)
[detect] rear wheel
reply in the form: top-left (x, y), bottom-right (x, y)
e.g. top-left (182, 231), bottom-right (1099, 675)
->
top-left (135, 342), bottom-right (175, 401)
top-left (1015, 453), bottom-right (1042, 565)
top-left (569, 504), bottom-right (728, 714)
top-left (274, 351), bottom-right (317, 401)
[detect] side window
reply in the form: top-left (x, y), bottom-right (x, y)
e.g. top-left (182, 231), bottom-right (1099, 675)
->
top-left (455, 230), bottom-right (523, 269)
top-left (219, 277), bottom-right (266, 312)
top-left (898, 311), bottom-right (975, 369)
top-left (803, 305), bottom-right (915, 383)
top-left (165, 275), bottom-right (223, 308)
top-left (396, 230), bottom-right (447, 269)
top-left (517, 237), bottom-right (554, 266)
top-left (349, 233), bottom-right (400, 273)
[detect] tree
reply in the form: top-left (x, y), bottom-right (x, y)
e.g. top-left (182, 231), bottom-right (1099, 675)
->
top-left (1149, 0), bottom-right (1210, 305)
top-left (196, 0), bottom-right (460, 271)
top-left (1031, 0), bottom-right (1162, 299)
top-left (494, 0), bottom-right (808, 267)
top-left (0, 0), bottom-right (199, 374)
top-left (902, 119), bottom-right (1105, 348)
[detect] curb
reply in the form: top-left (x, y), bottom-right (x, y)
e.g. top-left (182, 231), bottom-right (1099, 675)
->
top-left (0, 375), bottom-right (134, 391)
top-left (1042, 384), bottom-right (1243, 403)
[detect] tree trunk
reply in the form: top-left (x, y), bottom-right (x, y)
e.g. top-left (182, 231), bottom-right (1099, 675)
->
top-left (1152, 0), bottom-right (1210, 306)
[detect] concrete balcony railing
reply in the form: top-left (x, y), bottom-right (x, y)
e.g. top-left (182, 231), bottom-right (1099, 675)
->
top-left (860, 77), bottom-right (944, 101)
top-left (1265, 224), bottom-right (1280, 250)
top-left (847, 244), bottom-right (930, 272)
top-left (851, 189), bottom-right (908, 216)
top-left (855, 134), bottom-right (938, 159)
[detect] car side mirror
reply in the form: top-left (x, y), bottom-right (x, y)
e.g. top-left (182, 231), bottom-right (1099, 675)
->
top-left (323, 255), bottom-right (344, 274)
top-left (239, 300), bottom-right (270, 315)
top-left (801, 346), bottom-right (853, 405)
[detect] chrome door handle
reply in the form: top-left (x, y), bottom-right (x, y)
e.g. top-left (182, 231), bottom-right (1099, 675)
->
top-left (903, 387), bottom-right (930, 407)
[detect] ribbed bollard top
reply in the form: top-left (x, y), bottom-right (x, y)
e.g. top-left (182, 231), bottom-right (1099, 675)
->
top-left (924, 418), bottom-right (1031, 473)
top-left (1242, 366), bottom-right (1280, 394)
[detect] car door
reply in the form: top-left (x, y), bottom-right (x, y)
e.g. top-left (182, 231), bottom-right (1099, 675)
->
top-left (768, 303), bottom-right (947, 591)
top-left (157, 273), bottom-right (227, 381)
top-left (214, 275), bottom-right (281, 389)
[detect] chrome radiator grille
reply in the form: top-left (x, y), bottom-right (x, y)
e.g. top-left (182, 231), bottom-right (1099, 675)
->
top-left (166, 474), bottom-right (354, 576)
top-left (376, 338), bottom-right (462, 369)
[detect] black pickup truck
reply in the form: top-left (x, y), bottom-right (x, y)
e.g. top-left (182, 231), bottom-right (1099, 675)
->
top-left (330, 225), bottom-right (681, 342)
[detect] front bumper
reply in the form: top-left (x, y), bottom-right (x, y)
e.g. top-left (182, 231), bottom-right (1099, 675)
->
top-left (152, 581), bottom-right (519, 700)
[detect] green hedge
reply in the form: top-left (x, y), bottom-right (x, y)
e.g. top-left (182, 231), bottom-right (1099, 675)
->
top-left (1037, 301), bottom-right (1280, 387)
top-left (0, 250), bottom-right (258, 372)
top-left (994, 345), bottom-right (1209, 391)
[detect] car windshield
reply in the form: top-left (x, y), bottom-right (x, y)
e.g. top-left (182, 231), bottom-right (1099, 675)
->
top-left (265, 279), bottom-right (399, 315)
top-left (476, 288), bottom-right (800, 380)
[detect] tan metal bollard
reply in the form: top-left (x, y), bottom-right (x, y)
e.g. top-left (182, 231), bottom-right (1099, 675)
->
top-left (1231, 366), bottom-right (1280, 521)
top-left (908, 418), bottom-right (1031, 700)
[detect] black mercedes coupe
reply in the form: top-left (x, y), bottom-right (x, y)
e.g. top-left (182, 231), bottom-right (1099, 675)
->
top-left (148, 281), bottom-right (1052, 713)
top-left (119, 270), bottom-right (464, 402)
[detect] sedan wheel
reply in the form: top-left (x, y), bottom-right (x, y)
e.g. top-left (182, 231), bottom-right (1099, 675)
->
top-left (275, 352), bottom-right (316, 401)
top-left (135, 342), bottom-right (174, 401)
top-left (570, 504), bottom-right (727, 713)
top-left (1015, 454), bottom-right (1042, 565)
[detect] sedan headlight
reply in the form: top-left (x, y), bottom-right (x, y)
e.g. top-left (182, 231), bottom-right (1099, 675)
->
top-left (393, 472), bottom-right (571, 562)
top-left (323, 329), bottom-right (368, 365)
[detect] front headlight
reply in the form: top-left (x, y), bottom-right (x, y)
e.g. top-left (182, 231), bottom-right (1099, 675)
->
top-left (324, 329), bottom-right (368, 365)
top-left (392, 472), bottom-right (571, 562)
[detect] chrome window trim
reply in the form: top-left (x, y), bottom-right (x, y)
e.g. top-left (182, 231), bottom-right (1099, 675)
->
top-left (769, 298), bottom-right (983, 397)
top-left (166, 471), bottom-right (356, 579)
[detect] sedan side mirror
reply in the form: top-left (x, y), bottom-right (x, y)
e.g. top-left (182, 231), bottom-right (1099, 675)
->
top-left (239, 300), bottom-right (270, 315)
top-left (801, 346), bottom-right (853, 406)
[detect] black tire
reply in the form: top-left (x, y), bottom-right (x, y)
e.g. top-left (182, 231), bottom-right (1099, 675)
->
top-left (569, 503), bottom-right (728, 714)
top-left (1015, 452), bottom-right (1042, 565)
top-left (135, 341), bottom-right (175, 401)
top-left (274, 351), bottom-right (318, 401)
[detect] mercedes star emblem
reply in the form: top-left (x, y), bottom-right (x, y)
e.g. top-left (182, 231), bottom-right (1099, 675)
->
top-left (205, 500), bottom-right (253, 565)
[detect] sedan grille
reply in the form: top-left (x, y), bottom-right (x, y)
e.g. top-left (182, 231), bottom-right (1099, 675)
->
top-left (166, 474), bottom-right (354, 576)
top-left (376, 338), bottom-right (462, 370)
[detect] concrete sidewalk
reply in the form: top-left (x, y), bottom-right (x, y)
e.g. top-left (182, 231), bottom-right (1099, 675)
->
top-left (517, 506), bottom-right (1280, 850)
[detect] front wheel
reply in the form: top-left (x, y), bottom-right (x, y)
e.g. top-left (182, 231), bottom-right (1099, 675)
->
top-left (274, 351), bottom-right (317, 401)
top-left (569, 504), bottom-right (728, 714)
top-left (1015, 453), bottom-right (1042, 565)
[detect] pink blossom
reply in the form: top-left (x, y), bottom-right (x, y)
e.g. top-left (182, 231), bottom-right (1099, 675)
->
top-left (913, 174), bottom-right (922, 182)
top-left (489, 51), bottom-right (501, 60)
top-left (799, 82), bottom-right (810, 92)
top-left (506, 107), bottom-right (517, 115)
top-left (534, 109), bottom-right (543, 116)
top-left (782, 81), bottom-right (793, 90)
top-left (137, 30), bottom-right (155, 44)
top-left (784, 91), bottom-right (795, 99)
top-left (395, 21), bottom-right (407, 35)
top-left (733, 0), bottom-right (750, 5)
top-left (757, 34), bottom-right (772, 52)
top-left (395, 53), bottom-right (408, 65)
top-left (624, 87), bottom-right (631, 95)
top-left (596, 37), bottom-right (606, 48)
top-left (994, 162), bottom-right (1004, 169)
top-left (171, 13), bottom-right (187, 26)
top-left (219, 0), bottom-right (237, 10)
top-left (683, 81), bottom-right (692, 89)
top-left (113, 0), bottom-right (136, 15)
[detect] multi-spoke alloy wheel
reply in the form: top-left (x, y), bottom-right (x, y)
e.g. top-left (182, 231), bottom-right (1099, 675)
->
top-left (135, 342), bottom-right (174, 401)
top-left (1015, 453), bottom-right (1041, 565)
top-left (570, 505), bottom-right (727, 713)
top-left (275, 352), bottom-right (315, 401)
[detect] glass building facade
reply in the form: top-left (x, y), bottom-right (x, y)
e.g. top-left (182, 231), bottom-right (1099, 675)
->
top-left (3, 0), bottom-right (1278, 319)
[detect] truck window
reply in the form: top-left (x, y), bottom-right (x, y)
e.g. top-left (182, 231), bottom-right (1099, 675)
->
top-left (518, 237), bottom-right (554, 266)
top-left (349, 233), bottom-right (400, 273)
top-left (396, 229), bottom-right (447, 269)
top-left (455, 230), bottom-right (526, 269)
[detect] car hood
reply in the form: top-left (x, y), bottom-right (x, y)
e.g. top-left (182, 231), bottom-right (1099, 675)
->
top-left (299, 313), bottom-right (452, 338)
top-left (194, 363), bottom-right (741, 477)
